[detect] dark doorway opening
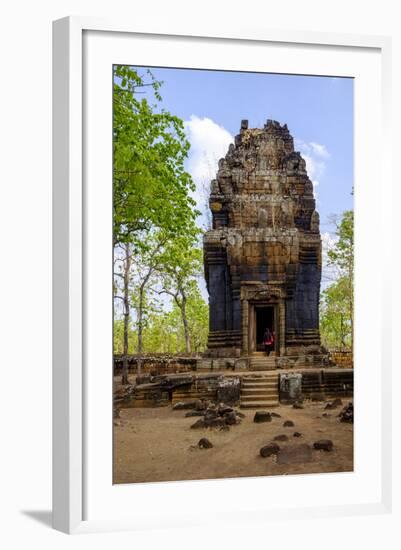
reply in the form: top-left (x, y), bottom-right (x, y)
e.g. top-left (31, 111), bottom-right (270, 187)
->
top-left (255, 306), bottom-right (275, 352)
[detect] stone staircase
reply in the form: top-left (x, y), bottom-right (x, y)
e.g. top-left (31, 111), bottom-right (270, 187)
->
top-left (240, 373), bottom-right (279, 409)
top-left (248, 355), bottom-right (277, 371)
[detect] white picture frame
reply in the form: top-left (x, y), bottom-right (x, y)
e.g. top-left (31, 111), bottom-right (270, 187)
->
top-left (52, 16), bottom-right (392, 534)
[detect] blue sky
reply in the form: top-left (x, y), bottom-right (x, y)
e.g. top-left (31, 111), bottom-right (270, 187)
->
top-left (135, 67), bottom-right (353, 233)
top-left (131, 67), bottom-right (353, 288)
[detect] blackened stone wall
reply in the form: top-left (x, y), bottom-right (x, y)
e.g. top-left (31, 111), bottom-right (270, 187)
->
top-left (204, 120), bottom-right (322, 358)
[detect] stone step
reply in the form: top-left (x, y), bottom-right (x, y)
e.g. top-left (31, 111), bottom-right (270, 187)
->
top-left (172, 392), bottom-right (213, 404)
top-left (241, 388), bottom-right (278, 395)
top-left (249, 357), bottom-right (276, 362)
top-left (242, 379), bottom-right (277, 386)
top-left (242, 384), bottom-right (277, 389)
top-left (242, 387), bottom-right (278, 393)
top-left (241, 394), bottom-right (278, 402)
top-left (241, 386), bottom-right (278, 395)
top-left (243, 375), bottom-right (278, 379)
top-left (249, 365), bottom-right (277, 371)
top-left (241, 389), bottom-right (278, 395)
top-left (240, 400), bottom-right (279, 409)
top-left (242, 377), bottom-right (278, 383)
top-left (249, 359), bottom-right (276, 367)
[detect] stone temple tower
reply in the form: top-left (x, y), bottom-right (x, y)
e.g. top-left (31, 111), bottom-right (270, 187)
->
top-left (203, 120), bottom-right (325, 368)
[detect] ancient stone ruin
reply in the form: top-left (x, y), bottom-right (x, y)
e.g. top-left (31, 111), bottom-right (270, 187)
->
top-left (204, 119), bottom-right (327, 369)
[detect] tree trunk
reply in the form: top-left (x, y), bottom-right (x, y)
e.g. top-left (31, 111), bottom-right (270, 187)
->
top-left (137, 286), bottom-right (144, 353)
top-left (349, 275), bottom-right (354, 354)
top-left (121, 242), bottom-right (131, 385)
top-left (180, 291), bottom-right (191, 354)
top-left (136, 284), bottom-right (145, 377)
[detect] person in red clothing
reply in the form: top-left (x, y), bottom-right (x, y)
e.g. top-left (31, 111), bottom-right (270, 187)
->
top-left (263, 327), bottom-right (274, 356)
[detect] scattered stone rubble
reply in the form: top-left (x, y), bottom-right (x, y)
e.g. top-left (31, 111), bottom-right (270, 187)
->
top-left (198, 438), bottom-right (213, 449)
top-left (274, 434), bottom-right (289, 441)
top-left (338, 402), bottom-right (353, 423)
top-left (253, 411), bottom-right (272, 423)
top-left (292, 401), bottom-right (304, 409)
top-left (313, 439), bottom-right (334, 451)
top-left (260, 443), bottom-right (280, 457)
top-left (181, 400), bottom-right (245, 430)
top-left (173, 401), bottom-right (201, 410)
top-left (283, 420), bottom-right (295, 427)
top-left (324, 398), bottom-right (343, 410)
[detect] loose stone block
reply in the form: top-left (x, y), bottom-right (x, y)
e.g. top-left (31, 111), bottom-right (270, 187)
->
top-left (313, 439), bottom-right (334, 451)
top-left (260, 443), bottom-right (280, 457)
top-left (254, 411), bottom-right (272, 423)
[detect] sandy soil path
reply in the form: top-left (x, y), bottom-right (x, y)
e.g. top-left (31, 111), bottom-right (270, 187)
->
top-left (113, 400), bottom-right (353, 484)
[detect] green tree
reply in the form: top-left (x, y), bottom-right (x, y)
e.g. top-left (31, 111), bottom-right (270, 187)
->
top-left (113, 65), bottom-right (200, 382)
top-left (320, 276), bottom-right (352, 349)
top-left (182, 285), bottom-right (209, 352)
top-left (327, 210), bottom-right (354, 350)
top-left (140, 286), bottom-right (209, 354)
top-left (113, 241), bottom-right (133, 384)
top-left (130, 232), bottom-right (166, 353)
top-left (141, 309), bottom-right (179, 353)
top-left (158, 235), bottom-right (203, 354)
top-left (113, 318), bottom-right (136, 355)
top-left (113, 65), bottom-right (198, 247)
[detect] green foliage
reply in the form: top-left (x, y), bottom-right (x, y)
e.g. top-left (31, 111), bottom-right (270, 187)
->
top-left (113, 65), bottom-right (199, 246)
top-left (327, 210), bottom-right (354, 276)
top-left (157, 236), bottom-right (204, 352)
top-left (320, 276), bottom-right (352, 349)
top-left (114, 285), bottom-right (209, 354)
top-left (142, 285), bottom-right (209, 353)
top-left (159, 236), bottom-right (204, 298)
top-left (320, 210), bottom-right (354, 350)
top-left (113, 318), bottom-right (136, 354)
top-left (113, 67), bottom-right (206, 359)
top-left (184, 287), bottom-right (209, 352)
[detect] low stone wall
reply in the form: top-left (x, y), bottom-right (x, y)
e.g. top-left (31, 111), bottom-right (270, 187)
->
top-left (114, 352), bottom-right (347, 376)
top-left (115, 373), bottom-right (241, 409)
top-left (113, 354), bottom-right (198, 376)
top-left (300, 369), bottom-right (354, 400)
top-left (329, 350), bottom-right (353, 368)
top-left (279, 370), bottom-right (353, 403)
top-left (114, 354), bottom-right (251, 376)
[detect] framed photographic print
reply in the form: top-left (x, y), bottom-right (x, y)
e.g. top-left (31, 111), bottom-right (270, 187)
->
top-left (52, 17), bottom-right (392, 534)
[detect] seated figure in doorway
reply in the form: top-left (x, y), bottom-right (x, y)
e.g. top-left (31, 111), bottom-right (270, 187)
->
top-left (263, 327), bottom-right (274, 356)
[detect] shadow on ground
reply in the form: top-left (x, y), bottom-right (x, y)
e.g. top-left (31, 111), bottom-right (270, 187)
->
top-left (21, 510), bottom-right (52, 528)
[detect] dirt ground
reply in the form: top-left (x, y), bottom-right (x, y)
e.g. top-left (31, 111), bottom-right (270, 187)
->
top-left (113, 400), bottom-right (353, 484)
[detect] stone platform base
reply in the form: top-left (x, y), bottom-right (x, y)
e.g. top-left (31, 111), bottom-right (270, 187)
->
top-left (115, 368), bottom-right (353, 410)
top-left (197, 353), bottom-right (333, 371)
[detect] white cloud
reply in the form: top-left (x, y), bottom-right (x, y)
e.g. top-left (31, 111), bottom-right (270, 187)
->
top-left (321, 231), bottom-right (339, 289)
top-left (184, 116), bottom-right (233, 228)
top-left (310, 142), bottom-right (330, 158)
top-left (184, 122), bottom-right (330, 222)
top-left (294, 139), bottom-right (330, 200)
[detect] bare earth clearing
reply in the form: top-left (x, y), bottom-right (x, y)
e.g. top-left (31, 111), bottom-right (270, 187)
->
top-left (113, 401), bottom-right (353, 484)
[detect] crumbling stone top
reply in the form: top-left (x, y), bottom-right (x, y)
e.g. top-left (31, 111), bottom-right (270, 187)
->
top-left (208, 119), bottom-right (318, 233)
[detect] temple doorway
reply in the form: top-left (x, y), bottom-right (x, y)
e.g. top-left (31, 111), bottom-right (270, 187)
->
top-left (255, 306), bottom-right (275, 352)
